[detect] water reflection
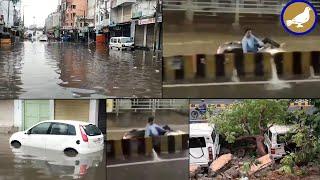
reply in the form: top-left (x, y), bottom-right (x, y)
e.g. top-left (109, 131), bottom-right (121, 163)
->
top-left (0, 42), bottom-right (161, 98)
top-left (10, 145), bottom-right (104, 179)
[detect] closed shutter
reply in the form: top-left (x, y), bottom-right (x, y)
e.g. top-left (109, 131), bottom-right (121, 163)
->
top-left (146, 24), bottom-right (154, 48)
top-left (54, 100), bottom-right (89, 122)
top-left (24, 100), bottom-right (50, 130)
top-left (134, 24), bottom-right (144, 47)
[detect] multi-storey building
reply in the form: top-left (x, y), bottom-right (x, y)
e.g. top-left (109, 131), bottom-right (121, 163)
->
top-left (60, 0), bottom-right (88, 36)
top-left (132, 0), bottom-right (162, 49)
top-left (45, 10), bottom-right (61, 38)
top-left (109, 0), bottom-right (136, 37)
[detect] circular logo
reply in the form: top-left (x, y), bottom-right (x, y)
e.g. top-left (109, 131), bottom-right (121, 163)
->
top-left (281, 0), bottom-right (318, 35)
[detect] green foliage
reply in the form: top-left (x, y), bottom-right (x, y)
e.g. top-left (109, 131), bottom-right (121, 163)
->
top-left (241, 161), bottom-right (251, 176)
top-left (279, 153), bottom-right (295, 174)
top-left (209, 99), bottom-right (289, 143)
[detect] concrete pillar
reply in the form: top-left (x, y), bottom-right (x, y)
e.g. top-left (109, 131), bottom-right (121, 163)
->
top-left (49, 100), bottom-right (55, 120)
top-left (131, 20), bottom-right (135, 39)
top-left (14, 100), bottom-right (23, 131)
top-left (89, 100), bottom-right (99, 125)
top-left (143, 24), bottom-right (147, 47)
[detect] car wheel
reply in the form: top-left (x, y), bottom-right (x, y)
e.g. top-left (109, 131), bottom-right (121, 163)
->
top-left (190, 110), bottom-right (199, 120)
top-left (11, 141), bottom-right (21, 148)
top-left (64, 148), bottom-right (78, 157)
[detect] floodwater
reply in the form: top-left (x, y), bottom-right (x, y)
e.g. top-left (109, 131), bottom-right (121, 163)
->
top-left (107, 150), bottom-right (188, 180)
top-left (163, 18), bottom-right (320, 98)
top-left (0, 134), bottom-right (106, 180)
top-left (0, 41), bottom-right (161, 99)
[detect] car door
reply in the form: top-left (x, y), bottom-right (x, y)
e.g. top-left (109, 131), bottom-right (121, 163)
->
top-left (23, 122), bottom-right (52, 149)
top-left (189, 136), bottom-right (209, 166)
top-left (45, 122), bottom-right (77, 152)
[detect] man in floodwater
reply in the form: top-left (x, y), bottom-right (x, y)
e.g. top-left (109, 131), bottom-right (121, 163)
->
top-left (241, 28), bottom-right (265, 53)
top-left (145, 116), bottom-right (167, 137)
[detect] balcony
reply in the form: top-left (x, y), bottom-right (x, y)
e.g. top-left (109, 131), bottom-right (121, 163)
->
top-left (111, 0), bottom-right (136, 8)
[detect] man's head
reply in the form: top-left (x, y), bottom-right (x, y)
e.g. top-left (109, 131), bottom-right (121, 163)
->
top-left (148, 116), bottom-right (154, 125)
top-left (244, 28), bottom-right (252, 38)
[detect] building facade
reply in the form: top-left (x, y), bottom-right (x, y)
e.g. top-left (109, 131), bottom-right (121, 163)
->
top-left (109, 0), bottom-right (135, 37)
top-left (45, 11), bottom-right (61, 39)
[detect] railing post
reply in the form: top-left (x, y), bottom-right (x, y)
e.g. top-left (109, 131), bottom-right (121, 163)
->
top-left (233, 0), bottom-right (240, 26)
top-left (185, 0), bottom-right (194, 24)
top-left (152, 99), bottom-right (156, 117)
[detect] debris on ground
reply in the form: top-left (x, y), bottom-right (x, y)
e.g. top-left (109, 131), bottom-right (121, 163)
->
top-left (249, 154), bottom-right (273, 176)
top-left (190, 164), bottom-right (201, 179)
top-left (208, 153), bottom-right (233, 177)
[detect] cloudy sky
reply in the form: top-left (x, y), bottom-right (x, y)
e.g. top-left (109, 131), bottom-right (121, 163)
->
top-left (22, 0), bottom-right (59, 27)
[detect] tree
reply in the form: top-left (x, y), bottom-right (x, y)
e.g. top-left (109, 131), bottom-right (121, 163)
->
top-left (209, 99), bottom-right (290, 156)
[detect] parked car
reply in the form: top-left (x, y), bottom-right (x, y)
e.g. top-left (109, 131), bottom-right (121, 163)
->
top-left (39, 35), bottom-right (48, 42)
top-left (189, 123), bottom-right (220, 168)
top-left (109, 37), bottom-right (134, 50)
top-left (9, 120), bottom-right (104, 154)
top-left (264, 124), bottom-right (295, 159)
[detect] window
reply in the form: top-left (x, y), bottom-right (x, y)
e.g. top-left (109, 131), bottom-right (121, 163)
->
top-left (189, 137), bottom-right (206, 148)
top-left (83, 124), bottom-right (102, 136)
top-left (120, 38), bottom-right (132, 43)
top-left (211, 130), bottom-right (216, 143)
top-left (50, 123), bottom-right (76, 135)
top-left (72, 5), bottom-right (76, 9)
top-left (268, 130), bottom-right (272, 141)
top-left (30, 122), bottom-right (51, 134)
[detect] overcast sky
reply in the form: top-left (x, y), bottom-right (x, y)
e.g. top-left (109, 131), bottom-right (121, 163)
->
top-left (22, 0), bottom-right (59, 27)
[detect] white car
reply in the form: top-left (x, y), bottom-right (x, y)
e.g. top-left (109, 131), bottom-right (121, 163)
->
top-left (9, 120), bottom-right (104, 154)
top-left (189, 123), bottom-right (220, 168)
top-left (39, 35), bottom-right (48, 41)
top-left (264, 124), bottom-right (294, 159)
top-left (109, 37), bottom-right (134, 50)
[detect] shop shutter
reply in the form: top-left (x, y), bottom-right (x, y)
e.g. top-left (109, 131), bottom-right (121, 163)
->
top-left (146, 24), bottom-right (155, 48)
top-left (54, 100), bottom-right (89, 122)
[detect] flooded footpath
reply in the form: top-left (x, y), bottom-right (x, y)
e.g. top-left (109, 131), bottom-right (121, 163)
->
top-left (0, 42), bottom-right (161, 99)
top-left (0, 134), bottom-right (106, 180)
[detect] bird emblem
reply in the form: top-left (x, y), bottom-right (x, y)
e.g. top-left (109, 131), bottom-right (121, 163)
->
top-left (286, 7), bottom-right (311, 28)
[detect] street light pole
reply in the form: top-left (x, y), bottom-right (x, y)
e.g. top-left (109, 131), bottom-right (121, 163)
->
top-left (7, 0), bottom-right (10, 28)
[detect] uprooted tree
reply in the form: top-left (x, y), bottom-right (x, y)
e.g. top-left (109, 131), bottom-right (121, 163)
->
top-left (209, 99), bottom-right (290, 156)
top-left (279, 100), bottom-right (320, 174)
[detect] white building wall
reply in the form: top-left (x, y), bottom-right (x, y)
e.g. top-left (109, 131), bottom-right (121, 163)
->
top-left (132, 0), bottom-right (156, 18)
top-left (0, 1), bottom-right (15, 27)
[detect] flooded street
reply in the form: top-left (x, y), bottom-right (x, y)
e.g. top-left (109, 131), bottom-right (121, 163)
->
top-left (107, 153), bottom-right (188, 180)
top-left (0, 134), bottom-right (106, 180)
top-left (0, 42), bottom-right (161, 99)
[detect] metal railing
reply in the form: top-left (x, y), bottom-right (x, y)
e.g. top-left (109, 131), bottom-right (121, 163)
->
top-left (163, 0), bottom-right (320, 15)
top-left (112, 99), bottom-right (189, 114)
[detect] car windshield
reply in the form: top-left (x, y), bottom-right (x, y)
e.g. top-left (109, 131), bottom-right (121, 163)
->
top-left (189, 137), bottom-right (206, 148)
top-left (120, 38), bottom-right (132, 43)
top-left (83, 124), bottom-right (102, 136)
